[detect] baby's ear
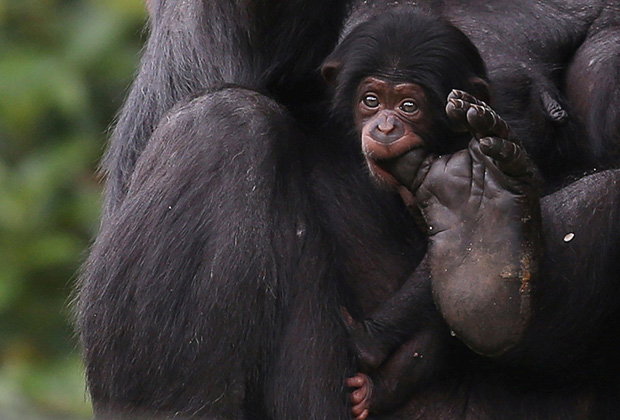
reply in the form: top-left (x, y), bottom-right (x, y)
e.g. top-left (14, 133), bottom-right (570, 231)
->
top-left (321, 58), bottom-right (342, 86)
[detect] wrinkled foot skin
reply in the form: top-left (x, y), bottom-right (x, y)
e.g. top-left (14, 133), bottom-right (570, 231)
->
top-left (444, 89), bottom-right (538, 184)
top-left (408, 93), bottom-right (542, 357)
top-left (347, 373), bottom-right (372, 420)
top-left (388, 90), bottom-right (523, 211)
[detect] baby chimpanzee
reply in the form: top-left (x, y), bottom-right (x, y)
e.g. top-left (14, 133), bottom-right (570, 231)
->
top-left (322, 7), bottom-right (541, 419)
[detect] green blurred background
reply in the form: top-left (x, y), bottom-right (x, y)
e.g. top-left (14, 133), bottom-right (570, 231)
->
top-left (0, 0), bottom-right (147, 418)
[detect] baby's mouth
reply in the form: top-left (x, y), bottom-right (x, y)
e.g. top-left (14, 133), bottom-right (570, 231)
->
top-left (368, 147), bottom-right (427, 188)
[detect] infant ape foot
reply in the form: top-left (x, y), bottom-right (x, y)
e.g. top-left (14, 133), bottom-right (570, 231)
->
top-left (347, 374), bottom-right (372, 420)
top-left (409, 91), bottom-right (542, 356)
top-left (446, 90), bottom-right (512, 141)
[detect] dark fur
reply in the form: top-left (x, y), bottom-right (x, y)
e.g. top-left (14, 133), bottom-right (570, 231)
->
top-left (80, 88), bottom-right (358, 419)
top-left (327, 9), bottom-right (486, 122)
top-left (78, 0), bottom-right (620, 419)
top-left (324, 7), bottom-right (488, 155)
top-left (321, 11), bottom-right (494, 413)
top-left (102, 0), bottom-right (348, 217)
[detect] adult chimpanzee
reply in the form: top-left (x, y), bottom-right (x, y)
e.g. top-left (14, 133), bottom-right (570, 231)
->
top-left (77, 1), bottom-right (620, 420)
top-left (79, 1), bottom-right (359, 418)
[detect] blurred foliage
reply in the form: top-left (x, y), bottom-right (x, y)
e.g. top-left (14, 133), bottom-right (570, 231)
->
top-left (0, 0), bottom-right (147, 417)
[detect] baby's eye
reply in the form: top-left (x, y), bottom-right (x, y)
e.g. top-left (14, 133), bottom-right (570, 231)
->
top-left (362, 95), bottom-right (380, 108)
top-left (400, 100), bottom-right (418, 113)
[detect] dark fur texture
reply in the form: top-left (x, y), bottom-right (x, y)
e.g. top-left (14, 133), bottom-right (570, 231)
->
top-left (80, 88), bottom-right (358, 419)
top-left (102, 0), bottom-right (348, 217)
top-left (324, 7), bottom-right (490, 156)
top-left (326, 8), bottom-right (487, 123)
top-left (78, 0), bottom-right (620, 419)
